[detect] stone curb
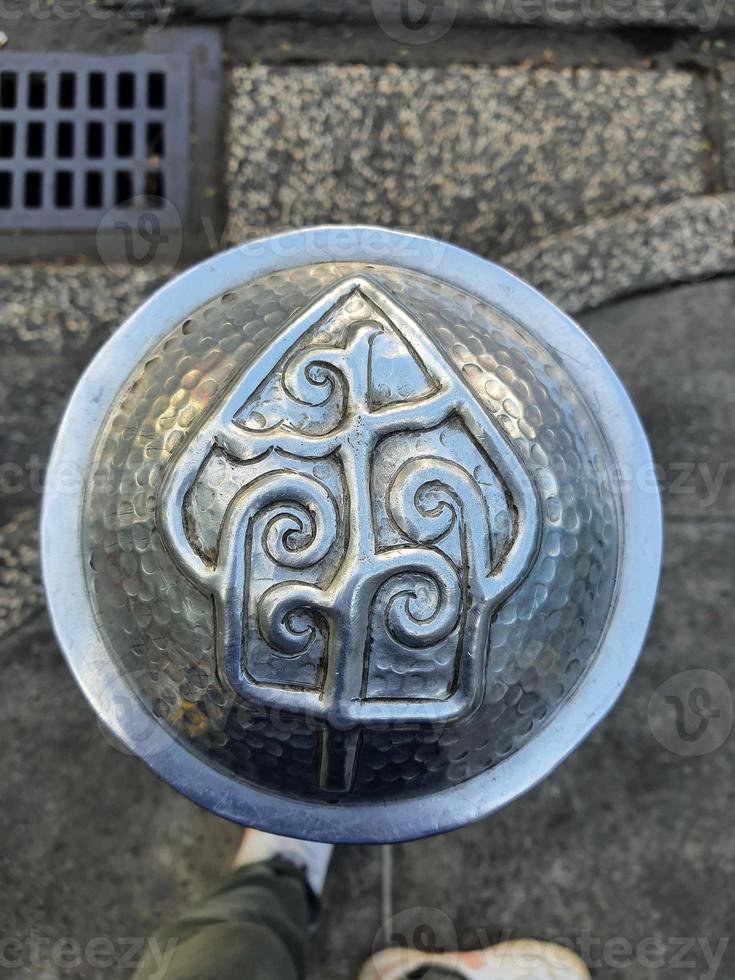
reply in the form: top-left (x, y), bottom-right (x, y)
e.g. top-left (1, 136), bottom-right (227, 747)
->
top-left (504, 192), bottom-right (735, 313)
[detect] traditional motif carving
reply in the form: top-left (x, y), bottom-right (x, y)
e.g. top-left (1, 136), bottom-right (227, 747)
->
top-left (159, 277), bottom-right (541, 790)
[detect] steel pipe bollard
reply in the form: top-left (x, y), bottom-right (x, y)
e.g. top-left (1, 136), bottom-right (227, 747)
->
top-left (42, 227), bottom-right (661, 842)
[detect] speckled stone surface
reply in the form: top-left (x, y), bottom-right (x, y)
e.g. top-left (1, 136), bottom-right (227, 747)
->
top-left (0, 265), bottom-right (165, 357)
top-left (504, 192), bottom-right (735, 314)
top-left (718, 66), bottom-right (735, 191)
top-left (226, 66), bottom-right (707, 257)
top-left (0, 507), bottom-right (42, 641)
top-left (0, 264), bottom-right (168, 530)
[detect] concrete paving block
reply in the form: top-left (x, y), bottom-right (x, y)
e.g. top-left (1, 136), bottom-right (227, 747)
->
top-left (226, 65), bottom-right (707, 257)
top-left (505, 193), bottom-right (735, 315)
top-left (718, 63), bottom-right (735, 190)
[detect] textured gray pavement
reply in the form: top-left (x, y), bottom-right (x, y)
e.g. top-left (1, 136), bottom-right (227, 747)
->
top-left (1, 270), bottom-right (733, 978)
top-left (226, 65), bottom-right (706, 258)
top-left (0, 265), bottom-right (165, 530)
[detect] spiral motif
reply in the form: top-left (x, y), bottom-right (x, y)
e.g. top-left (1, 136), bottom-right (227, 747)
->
top-left (283, 351), bottom-right (343, 408)
top-left (261, 496), bottom-right (337, 570)
top-left (389, 457), bottom-right (493, 579)
top-left (215, 471), bottom-right (338, 584)
top-left (258, 581), bottom-right (327, 656)
top-left (213, 473), bottom-right (338, 657)
top-left (384, 574), bottom-right (456, 648)
top-left (374, 546), bottom-right (462, 649)
top-left (282, 321), bottom-right (381, 415)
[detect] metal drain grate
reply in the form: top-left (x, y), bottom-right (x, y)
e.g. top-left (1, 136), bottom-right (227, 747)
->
top-left (0, 53), bottom-right (189, 230)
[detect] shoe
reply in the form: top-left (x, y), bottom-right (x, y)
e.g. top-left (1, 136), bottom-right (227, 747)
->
top-left (233, 829), bottom-right (334, 898)
top-left (357, 939), bottom-right (590, 980)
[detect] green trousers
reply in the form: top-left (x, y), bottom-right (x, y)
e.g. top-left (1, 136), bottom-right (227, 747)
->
top-left (134, 857), bottom-right (463, 980)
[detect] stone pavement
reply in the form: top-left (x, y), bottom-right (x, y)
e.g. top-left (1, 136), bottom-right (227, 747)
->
top-left (1, 271), bottom-right (733, 978)
top-left (225, 65), bottom-right (705, 256)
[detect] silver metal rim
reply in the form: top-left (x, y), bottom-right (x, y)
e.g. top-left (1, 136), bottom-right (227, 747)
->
top-left (41, 226), bottom-right (662, 842)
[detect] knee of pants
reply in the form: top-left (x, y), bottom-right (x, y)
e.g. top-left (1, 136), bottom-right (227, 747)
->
top-left (134, 920), bottom-right (303, 980)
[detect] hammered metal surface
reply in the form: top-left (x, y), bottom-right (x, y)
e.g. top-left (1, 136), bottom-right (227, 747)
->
top-left (82, 262), bottom-right (618, 804)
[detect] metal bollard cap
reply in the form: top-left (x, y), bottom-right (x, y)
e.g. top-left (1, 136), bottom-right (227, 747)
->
top-left (42, 227), bottom-right (661, 842)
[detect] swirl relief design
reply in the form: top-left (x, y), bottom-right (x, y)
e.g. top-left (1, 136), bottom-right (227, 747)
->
top-left (159, 276), bottom-right (541, 792)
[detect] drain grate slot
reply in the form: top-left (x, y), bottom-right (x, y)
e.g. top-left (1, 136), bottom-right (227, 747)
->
top-left (0, 53), bottom-right (190, 230)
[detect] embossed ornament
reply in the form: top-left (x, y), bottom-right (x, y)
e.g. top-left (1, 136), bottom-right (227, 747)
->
top-left (160, 277), bottom-right (540, 790)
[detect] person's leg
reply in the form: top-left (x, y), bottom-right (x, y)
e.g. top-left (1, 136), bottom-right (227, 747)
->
top-left (134, 832), bottom-right (332, 980)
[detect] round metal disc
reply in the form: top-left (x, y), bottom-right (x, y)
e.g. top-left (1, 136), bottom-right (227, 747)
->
top-left (42, 227), bottom-right (661, 842)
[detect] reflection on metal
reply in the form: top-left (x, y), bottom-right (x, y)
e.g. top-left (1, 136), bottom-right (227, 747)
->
top-left (42, 228), bottom-right (662, 842)
top-left (159, 276), bottom-right (540, 791)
